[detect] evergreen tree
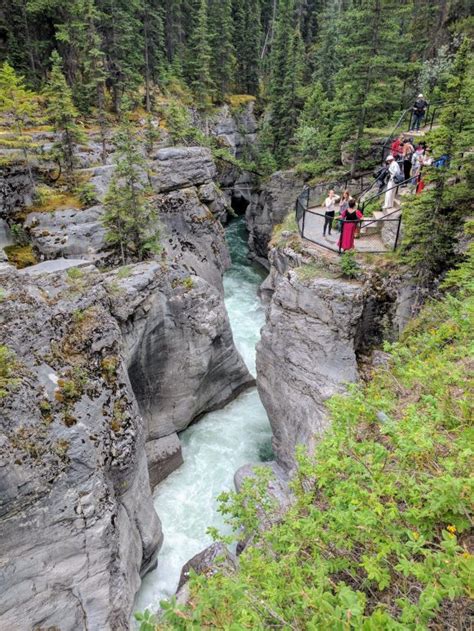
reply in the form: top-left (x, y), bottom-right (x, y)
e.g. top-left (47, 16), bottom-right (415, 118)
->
top-left (208, 0), bottom-right (236, 99)
top-left (0, 62), bottom-right (39, 188)
top-left (312, 0), bottom-right (341, 100)
top-left (103, 111), bottom-right (161, 263)
top-left (44, 51), bottom-right (85, 190)
top-left (185, 0), bottom-right (214, 104)
top-left (401, 38), bottom-right (474, 281)
top-left (295, 80), bottom-right (333, 168)
top-left (141, 0), bottom-right (166, 110)
top-left (333, 0), bottom-right (407, 176)
top-left (233, 0), bottom-right (262, 95)
top-left (268, 0), bottom-right (304, 164)
top-left (98, 0), bottom-right (144, 112)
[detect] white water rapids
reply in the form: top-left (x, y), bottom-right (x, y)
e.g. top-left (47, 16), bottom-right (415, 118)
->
top-left (135, 217), bottom-right (272, 613)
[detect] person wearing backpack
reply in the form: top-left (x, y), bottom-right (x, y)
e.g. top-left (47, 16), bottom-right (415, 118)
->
top-left (383, 155), bottom-right (402, 210)
top-left (411, 94), bottom-right (428, 131)
top-left (374, 164), bottom-right (389, 192)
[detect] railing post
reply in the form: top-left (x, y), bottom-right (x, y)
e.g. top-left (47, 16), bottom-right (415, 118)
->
top-left (394, 214), bottom-right (402, 250)
top-left (339, 222), bottom-right (343, 255)
top-left (301, 203), bottom-right (306, 238)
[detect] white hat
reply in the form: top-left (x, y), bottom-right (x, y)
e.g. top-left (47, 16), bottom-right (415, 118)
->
top-left (386, 155), bottom-right (394, 161)
top-left (418, 93), bottom-right (423, 98)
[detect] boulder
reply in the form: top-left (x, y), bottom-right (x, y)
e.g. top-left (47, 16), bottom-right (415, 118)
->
top-left (177, 543), bottom-right (236, 592)
top-left (145, 434), bottom-right (183, 490)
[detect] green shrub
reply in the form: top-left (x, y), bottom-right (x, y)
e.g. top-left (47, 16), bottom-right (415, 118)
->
top-left (156, 247), bottom-right (474, 630)
top-left (340, 250), bottom-right (360, 278)
top-left (76, 182), bottom-right (97, 206)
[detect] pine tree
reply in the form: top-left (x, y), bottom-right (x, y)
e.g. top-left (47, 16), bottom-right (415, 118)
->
top-left (268, 0), bottom-right (304, 164)
top-left (0, 62), bottom-right (39, 188)
top-left (208, 0), bottom-right (236, 99)
top-left (103, 111), bottom-right (161, 263)
top-left (295, 81), bottom-right (333, 169)
top-left (142, 0), bottom-right (166, 110)
top-left (333, 0), bottom-right (407, 176)
top-left (233, 0), bottom-right (262, 95)
top-left (185, 0), bottom-right (214, 104)
top-left (44, 51), bottom-right (85, 190)
top-left (401, 38), bottom-right (474, 280)
top-left (98, 0), bottom-right (144, 112)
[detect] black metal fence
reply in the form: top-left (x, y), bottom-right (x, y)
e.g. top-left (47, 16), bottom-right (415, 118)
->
top-left (294, 173), bottom-right (408, 254)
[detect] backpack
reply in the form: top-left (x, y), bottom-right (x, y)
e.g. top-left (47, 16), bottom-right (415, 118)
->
top-left (373, 165), bottom-right (388, 181)
top-left (393, 173), bottom-right (405, 185)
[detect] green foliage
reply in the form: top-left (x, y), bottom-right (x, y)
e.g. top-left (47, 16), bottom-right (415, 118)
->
top-left (44, 51), bottom-right (85, 190)
top-left (340, 250), bottom-right (359, 278)
top-left (0, 345), bottom-right (20, 398)
top-left (184, 0), bottom-right (215, 105)
top-left (157, 251), bottom-right (474, 629)
top-left (0, 61), bottom-right (39, 184)
top-left (400, 38), bottom-right (474, 281)
top-left (75, 182), bottom-right (97, 206)
top-left (103, 111), bottom-right (161, 264)
top-left (134, 609), bottom-right (158, 631)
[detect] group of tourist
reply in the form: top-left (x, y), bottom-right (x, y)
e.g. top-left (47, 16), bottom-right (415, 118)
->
top-left (318, 95), bottom-right (436, 251)
top-left (323, 189), bottom-right (363, 251)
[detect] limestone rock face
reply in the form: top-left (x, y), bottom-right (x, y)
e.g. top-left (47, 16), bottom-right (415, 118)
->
top-left (0, 266), bottom-right (162, 631)
top-left (150, 146), bottom-right (217, 193)
top-left (25, 205), bottom-right (106, 260)
top-left (246, 169), bottom-right (304, 266)
top-left (159, 186), bottom-right (231, 290)
top-left (0, 163), bottom-right (35, 218)
top-left (256, 253), bottom-right (364, 470)
top-left (110, 264), bottom-right (254, 441)
top-left (206, 102), bottom-right (258, 159)
top-left (146, 434), bottom-right (183, 490)
top-left (0, 258), bottom-right (253, 628)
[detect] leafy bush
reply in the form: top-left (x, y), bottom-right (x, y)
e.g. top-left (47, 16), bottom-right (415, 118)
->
top-left (76, 182), bottom-right (97, 206)
top-left (340, 250), bottom-right (360, 278)
top-left (156, 249), bottom-right (473, 630)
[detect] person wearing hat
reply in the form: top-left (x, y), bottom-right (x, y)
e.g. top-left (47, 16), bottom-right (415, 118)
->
top-left (383, 155), bottom-right (402, 210)
top-left (411, 94), bottom-right (428, 131)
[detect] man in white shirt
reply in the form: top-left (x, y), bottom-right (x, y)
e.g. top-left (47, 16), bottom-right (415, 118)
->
top-left (383, 155), bottom-right (402, 210)
top-left (323, 189), bottom-right (336, 236)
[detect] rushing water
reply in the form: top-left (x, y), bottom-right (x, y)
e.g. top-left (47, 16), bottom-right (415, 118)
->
top-left (135, 217), bottom-right (272, 613)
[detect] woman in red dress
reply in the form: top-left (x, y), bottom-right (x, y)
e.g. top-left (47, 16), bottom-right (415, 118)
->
top-left (338, 199), bottom-right (363, 251)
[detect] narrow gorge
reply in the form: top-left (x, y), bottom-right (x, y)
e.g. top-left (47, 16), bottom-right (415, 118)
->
top-left (1, 4), bottom-right (472, 626)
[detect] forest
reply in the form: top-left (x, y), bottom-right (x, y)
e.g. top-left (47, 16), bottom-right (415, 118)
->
top-left (1, 0), bottom-right (472, 174)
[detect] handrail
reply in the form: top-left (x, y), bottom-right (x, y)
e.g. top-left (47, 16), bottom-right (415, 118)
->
top-left (359, 175), bottom-right (415, 212)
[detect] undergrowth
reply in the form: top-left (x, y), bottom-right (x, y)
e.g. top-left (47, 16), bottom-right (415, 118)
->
top-left (153, 245), bottom-right (473, 630)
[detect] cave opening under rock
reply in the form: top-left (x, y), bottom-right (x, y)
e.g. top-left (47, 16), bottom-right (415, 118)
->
top-left (231, 193), bottom-right (249, 216)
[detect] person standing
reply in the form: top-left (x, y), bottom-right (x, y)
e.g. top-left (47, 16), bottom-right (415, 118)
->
top-left (402, 138), bottom-right (414, 181)
top-left (390, 136), bottom-right (403, 160)
top-left (338, 199), bottom-right (363, 251)
top-left (383, 155), bottom-right (401, 210)
top-left (411, 94), bottom-right (428, 131)
top-left (410, 146), bottom-right (424, 187)
top-left (323, 189), bottom-right (336, 237)
top-left (337, 190), bottom-right (350, 232)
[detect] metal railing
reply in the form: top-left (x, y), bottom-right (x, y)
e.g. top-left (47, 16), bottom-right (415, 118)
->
top-left (296, 207), bottom-right (402, 254)
top-left (380, 101), bottom-right (445, 161)
top-left (294, 173), bottom-right (413, 254)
